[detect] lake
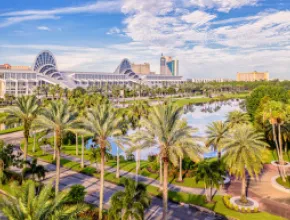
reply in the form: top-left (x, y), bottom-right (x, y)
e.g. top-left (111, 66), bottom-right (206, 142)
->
top-left (86, 99), bottom-right (243, 160)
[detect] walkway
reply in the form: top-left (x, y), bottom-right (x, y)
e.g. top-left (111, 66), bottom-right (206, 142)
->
top-left (0, 132), bottom-right (225, 220)
top-left (226, 164), bottom-right (290, 218)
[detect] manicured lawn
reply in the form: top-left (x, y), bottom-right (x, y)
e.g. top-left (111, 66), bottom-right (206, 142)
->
top-left (213, 197), bottom-right (285, 220)
top-left (276, 176), bottom-right (290, 189)
top-left (0, 126), bottom-right (23, 135)
top-left (172, 93), bottom-right (249, 107)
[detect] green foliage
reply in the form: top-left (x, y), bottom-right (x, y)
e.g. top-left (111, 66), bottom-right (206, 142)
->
top-left (109, 178), bottom-right (151, 220)
top-left (22, 158), bottom-right (47, 181)
top-left (81, 167), bottom-right (96, 176)
top-left (67, 184), bottom-right (86, 204)
top-left (246, 85), bottom-right (289, 117)
top-left (0, 126), bottom-right (23, 135)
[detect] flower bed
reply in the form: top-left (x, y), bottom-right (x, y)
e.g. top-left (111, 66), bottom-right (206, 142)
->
top-left (222, 195), bottom-right (259, 213)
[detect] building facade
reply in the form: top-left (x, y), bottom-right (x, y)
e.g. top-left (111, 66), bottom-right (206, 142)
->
top-left (160, 54), bottom-right (179, 76)
top-left (0, 50), bottom-right (183, 97)
top-left (131, 63), bottom-right (155, 74)
top-left (237, 71), bottom-right (269, 82)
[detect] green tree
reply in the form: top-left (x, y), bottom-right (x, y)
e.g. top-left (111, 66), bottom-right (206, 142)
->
top-left (206, 121), bottom-right (229, 159)
top-left (226, 110), bottom-right (250, 128)
top-left (22, 158), bottom-right (46, 181)
top-left (131, 104), bottom-right (203, 220)
top-left (80, 103), bottom-right (122, 220)
top-left (221, 124), bottom-right (268, 203)
top-left (108, 178), bottom-right (151, 220)
top-left (4, 96), bottom-right (39, 161)
top-left (0, 180), bottom-right (87, 220)
top-left (33, 101), bottom-right (77, 194)
top-left (246, 85), bottom-right (288, 117)
top-left (195, 160), bottom-right (226, 202)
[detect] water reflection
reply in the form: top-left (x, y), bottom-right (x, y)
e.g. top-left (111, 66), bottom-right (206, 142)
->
top-left (87, 99), bottom-right (243, 160)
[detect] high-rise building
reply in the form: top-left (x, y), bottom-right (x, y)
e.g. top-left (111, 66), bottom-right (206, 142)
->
top-left (237, 71), bottom-right (269, 81)
top-left (131, 63), bottom-right (155, 74)
top-left (160, 54), bottom-right (179, 76)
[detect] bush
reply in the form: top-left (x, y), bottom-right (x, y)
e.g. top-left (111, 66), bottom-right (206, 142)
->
top-left (234, 205), bottom-right (239, 211)
top-left (241, 207), bottom-right (245, 212)
top-left (254, 207), bottom-right (259, 212)
top-left (247, 208), bottom-right (252, 213)
top-left (38, 138), bottom-right (51, 147)
top-left (67, 184), bottom-right (86, 204)
top-left (126, 153), bottom-right (135, 162)
top-left (81, 167), bottom-right (96, 176)
top-left (148, 154), bottom-right (157, 162)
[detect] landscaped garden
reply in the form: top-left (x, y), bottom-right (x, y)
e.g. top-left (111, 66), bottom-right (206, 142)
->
top-left (1, 83), bottom-right (290, 219)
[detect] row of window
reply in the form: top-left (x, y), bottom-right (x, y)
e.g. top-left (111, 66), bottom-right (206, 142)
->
top-left (0, 72), bottom-right (37, 80)
top-left (74, 74), bottom-right (126, 80)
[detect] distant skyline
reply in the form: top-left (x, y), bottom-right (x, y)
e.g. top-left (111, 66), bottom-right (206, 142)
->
top-left (0, 0), bottom-right (290, 79)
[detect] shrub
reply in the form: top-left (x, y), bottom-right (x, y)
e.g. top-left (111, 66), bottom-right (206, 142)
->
top-left (246, 208), bottom-right (252, 213)
top-left (234, 205), bottom-right (239, 211)
top-left (254, 207), bottom-right (259, 212)
top-left (81, 167), bottom-right (96, 176)
top-left (67, 184), bottom-right (86, 204)
top-left (241, 207), bottom-right (245, 212)
top-left (148, 154), bottom-right (157, 162)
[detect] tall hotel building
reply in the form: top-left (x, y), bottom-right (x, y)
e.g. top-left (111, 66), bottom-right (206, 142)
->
top-left (236, 71), bottom-right (269, 82)
top-left (0, 50), bottom-right (183, 97)
top-left (160, 54), bottom-right (179, 76)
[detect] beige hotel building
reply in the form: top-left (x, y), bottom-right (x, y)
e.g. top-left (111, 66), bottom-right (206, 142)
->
top-left (236, 71), bottom-right (269, 82)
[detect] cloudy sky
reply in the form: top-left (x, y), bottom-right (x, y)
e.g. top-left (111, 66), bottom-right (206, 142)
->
top-left (0, 0), bottom-right (290, 79)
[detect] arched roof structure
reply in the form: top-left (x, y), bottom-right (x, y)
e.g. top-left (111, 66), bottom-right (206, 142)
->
top-left (33, 50), bottom-right (63, 80)
top-left (114, 58), bottom-right (142, 82)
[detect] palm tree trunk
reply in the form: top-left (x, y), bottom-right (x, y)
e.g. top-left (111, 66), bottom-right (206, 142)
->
top-left (178, 156), bottom-right (182, 182)
top-left (99, 143), bottom-right (105, 220)
top-left (163, 158), bottom-right (168, 220)
top-left (116, 146), bottom-right (120, 178)
top-left (23, 128), bottom-right (29, 161)
top-left (81, 136), bottom-right (84, 169)
top-left (159, 156), bottom-right (163, 187)
top-left (272, 124), bottom-right (281, 161)
top-left (240, 170), bottom-right (247, 204)
top-left (55, 132), bottom-right (61, 195)
top-left (53, 131), bottom-right (57, 160)
top-left (278, 124), bottom-right (286, 182)
top-left (135, 149), bottom-right (140, 183)
top-left (33, 132), bottom-right (36, 153)
top-left (76, 133), bottom-right (78, 156)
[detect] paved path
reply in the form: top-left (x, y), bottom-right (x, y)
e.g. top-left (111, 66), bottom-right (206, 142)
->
top-left (226, 164), bottom-right (290, 218)
top-left (1, 132), bottom-right (225, 220)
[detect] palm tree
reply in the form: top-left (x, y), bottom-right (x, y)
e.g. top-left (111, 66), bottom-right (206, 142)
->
top-left (221, 124), bottom-right (268, 204)
top-left (131, 104), bottom-right (203, 219)
top-left (80, 103), bottom-right (122, 220)
top-left (206, 121), bottom-right (229, 159)
top-left (0, 180), bottom-right (87, 219)
top-left (22, 158), bottom-right (46, 181)
top-left (108, 178), bottom-right (151, 220)
top-left (226, 110), bottom-right (250, 128)
top-left (4, 96), bottom-right (39, 161)
top-left (195, 160), bottom-right (226, 202)
top-left (33, 101), bottom-right (78, 194)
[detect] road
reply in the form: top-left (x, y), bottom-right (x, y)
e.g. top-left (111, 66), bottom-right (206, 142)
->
top-left (1, 131), bottom-right (225, 220)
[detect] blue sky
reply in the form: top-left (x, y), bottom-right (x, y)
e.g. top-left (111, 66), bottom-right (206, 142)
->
top-left (0, 0), bottom-right (290, 79)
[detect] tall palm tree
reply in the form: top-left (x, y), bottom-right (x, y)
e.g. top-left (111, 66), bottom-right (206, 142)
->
top-left (226, 110), bottom-right (250, 128)
top-left (0, 180), bottom-right (87, 220)
top-left (4, 95), bottom-right (39, 161)
top-left (33, 101), bottom-right (78, 194)
top-left (131, 104), bottom-right (203, 219)
top-left (221, 124), bottom-right (268, 204)
top-left (108, 178), bottom-right (151, 220)
top-left (195, 160), bottom-right (226, 202)
top-left (80, 103), bottom-right (122, 220)
top-left (205, 121), bottom-right (229, 159)
top-left (22, 158), bottom-right (47, 181)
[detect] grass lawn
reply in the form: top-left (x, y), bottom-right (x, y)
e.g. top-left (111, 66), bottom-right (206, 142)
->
top-left (276, 176), bottom-right (290, 189)
top-left (172, 93), bottom-right (249, 107)
top-left (0, 126), bottom-right (23, 135)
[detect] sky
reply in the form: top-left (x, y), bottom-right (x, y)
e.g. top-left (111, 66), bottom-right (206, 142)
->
top-left (0, 0), bottom-right (290, 80)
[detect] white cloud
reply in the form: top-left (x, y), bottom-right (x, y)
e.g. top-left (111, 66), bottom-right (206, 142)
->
top-left (187, 0), bottom-right (259, 12)
top-left (106, 27), bottom-right (121, 35)
top-left (181, 11), bottom-right (216, 26)
top-left (0, 1), bottom-right (121, 28)
top-left (0, 15), bottom-right (59, 28)
top-left (37, 26), bottom-right (51, 31)
top-left (1, 1), bottom-right (121, 17)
